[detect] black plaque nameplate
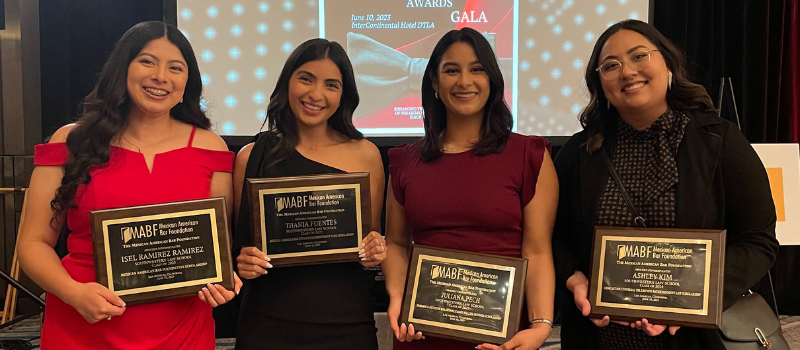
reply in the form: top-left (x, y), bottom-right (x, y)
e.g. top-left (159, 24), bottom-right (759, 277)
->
top-left (248, 172), bottom-right (370, 267)
top-left (400, 245), bottom-right (527, 344)
top-left (589, 227), bottom-right (725, 329)
top-left (90, 197), bottom-right (234, 305)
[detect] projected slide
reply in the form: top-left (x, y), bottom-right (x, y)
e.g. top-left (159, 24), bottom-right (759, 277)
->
top-left (178, 0), bottom-right (648, 136)
top-left (322, 0), bottom-right (516, 134)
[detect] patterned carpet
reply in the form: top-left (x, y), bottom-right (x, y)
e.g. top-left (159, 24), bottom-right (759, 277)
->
top-left (1, 315), bottom-right (798, 349)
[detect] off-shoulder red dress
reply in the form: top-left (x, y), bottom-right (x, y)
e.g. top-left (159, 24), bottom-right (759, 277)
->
top-left (34, 127), bottom-right (234, 350)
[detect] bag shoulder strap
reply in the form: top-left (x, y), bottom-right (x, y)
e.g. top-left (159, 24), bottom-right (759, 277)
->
top-left (600, 149), bottom-right (647, 227)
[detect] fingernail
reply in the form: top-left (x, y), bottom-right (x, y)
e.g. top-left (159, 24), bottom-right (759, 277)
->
top-left (361, 257), bottom-right (367, 261)
top-left (122, 302), bottom-right (126, 307)
top-left (264, 256), bottom-right (271, 261)
top-left (236, 289), bottom-right (240, 295)
top-left (359, 249), bottom-right (365, 255)
top-left (202, 287), bottom-right (208, 291)
top-left (266, 263), bottom-right (273, 268)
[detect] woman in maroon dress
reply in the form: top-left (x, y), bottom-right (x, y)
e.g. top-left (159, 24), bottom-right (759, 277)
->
top-left (383, 28), bottom-right (559, 350)
top-left (16, 21), bottom-right (240, 349)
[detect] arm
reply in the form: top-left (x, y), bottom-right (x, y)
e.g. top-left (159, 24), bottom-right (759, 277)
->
top-left (365, 142), bottom-right (385, 232)
top-left (383, 177), bottom-right (422, 341)
top-left (551, 136), bottom-right (612, 327)
top-left (719, 124), bottom-right (779, 308)
top-left (17, 125), bottom-right (126, 323)
top-left (478, 150), bottom-right (559, 350)
top-left (211, 171), bottom-right (234, 222)
top-left (233, 143), bottom-right (254, 220)
top-left (232, 143), bottom-right (272, 280)
top-left (359, 141), bottom-right (386, 267)
top-left (551, 135), bottom-right (581, 291)
top-left (192, 130), bottom-right (242, 305)
top-left (521, 150), bottom-right (558, 332)
top-left (193, 129), bottom-right (235, 231)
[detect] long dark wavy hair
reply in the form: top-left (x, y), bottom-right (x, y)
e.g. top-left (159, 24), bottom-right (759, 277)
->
top-left (261, 38), bottom-right (362, 171)
top-left (419, 27), bottom-right (513, 162)
top-left (50, 21), bottom-right (210, 224)
top-left (580, 19), bottom-right (715, 153)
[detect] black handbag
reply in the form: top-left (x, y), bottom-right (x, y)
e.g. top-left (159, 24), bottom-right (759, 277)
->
top-left (601, 150), bottom-right (789, 349)
top-left (719, 291), bottom-right (789, 350)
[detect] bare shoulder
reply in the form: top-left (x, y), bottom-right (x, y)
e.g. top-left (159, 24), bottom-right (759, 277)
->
top-left (49, 123), bottom-right (78, 143)
top-left (191, 128), bottom-right (229, 152)
top-left (347, 139), bottom-right (381, 163)
top-left (236, 142), bottom-right (255, 166)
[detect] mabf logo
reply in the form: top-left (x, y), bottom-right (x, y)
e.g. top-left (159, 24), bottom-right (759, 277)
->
top-left (430, 265), bottom-right (441, 280)
top-left (121, 227), bottom-right (134, 244)
top-left (617, 245), bottom-right (628, 260)
top-left (275, 197), bottom-right (286, 212)
top-left (274, 195), bottom-right (309, 212)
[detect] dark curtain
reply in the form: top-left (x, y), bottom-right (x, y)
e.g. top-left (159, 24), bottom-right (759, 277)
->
top-left (40, 0), bottom-right (162, 139)
top-left (771, 0), bottom-right (800, 316)
top-left (654, 0), bottom-right (800, 314)
top-left (777, 0), bottom-right (800, 143)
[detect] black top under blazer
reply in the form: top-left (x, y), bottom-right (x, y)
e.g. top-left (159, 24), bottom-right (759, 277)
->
top-left (552, 111), bottom-right (780, 350)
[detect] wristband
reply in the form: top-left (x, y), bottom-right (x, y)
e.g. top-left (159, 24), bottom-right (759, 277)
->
top-left (529, 318), bottom-right (554, 328)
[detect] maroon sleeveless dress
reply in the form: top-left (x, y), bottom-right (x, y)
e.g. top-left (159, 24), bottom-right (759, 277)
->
top-left (388, 133), bottom-right (551, 349)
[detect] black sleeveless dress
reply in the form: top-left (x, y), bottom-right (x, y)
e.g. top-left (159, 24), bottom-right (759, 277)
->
top-left (233, 132), bottom-right (378, 350)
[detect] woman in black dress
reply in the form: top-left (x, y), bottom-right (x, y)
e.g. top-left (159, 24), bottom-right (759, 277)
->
top-left (232, 38), bottom-right (387, 350)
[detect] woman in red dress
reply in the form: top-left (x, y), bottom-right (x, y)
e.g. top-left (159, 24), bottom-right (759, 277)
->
top-left (383, 28), bottom-right (559, 350)
top-left (16, 21), bottom-right (241, 349)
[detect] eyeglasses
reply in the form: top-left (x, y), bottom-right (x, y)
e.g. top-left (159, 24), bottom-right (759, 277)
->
top-left (595, 49), bottom-right (658, 80)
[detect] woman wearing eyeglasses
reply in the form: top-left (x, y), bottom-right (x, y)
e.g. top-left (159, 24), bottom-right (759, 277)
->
top-left (553, 20), bottom-right (778, 350)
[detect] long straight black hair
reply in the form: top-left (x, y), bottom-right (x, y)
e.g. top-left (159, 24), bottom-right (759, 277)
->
top-left (419, 27), bottom-right (513, 162)
top-left (261, 38), bottom-right (362, 171)
top-left (51, 21), bottom-right (209, 224)
top-left (580, 20), bottom-right (715, 153)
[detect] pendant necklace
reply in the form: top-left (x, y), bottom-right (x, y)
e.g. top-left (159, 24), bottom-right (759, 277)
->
top-left (121, 120), bottom-right (173, 153)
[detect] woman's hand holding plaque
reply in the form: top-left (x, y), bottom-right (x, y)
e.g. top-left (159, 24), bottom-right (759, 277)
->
top-left (567, 270), bottom-right (629, 328)
top-left (197, 272), bottom-right (243, 307)
top-left (63, 282), bottom-right (127, 324)
top-left (237, 246), bottom-right (273, 279)
top-left (388, 297), bottom-right (425, 342)
top-left (476, 324), bottom-right (551, 350)
top-left (631, 318), bottom-right (680, 336)
top-left (359, 231), bottom-right (386, 267)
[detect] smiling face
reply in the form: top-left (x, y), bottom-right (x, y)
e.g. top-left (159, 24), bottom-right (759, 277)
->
top-left (599, 29), bottom-right (669, 121)
top-left (433, 41), bottom-right (491, 121)
top-left (126, 37), bottom-right (188, 118)
top-left (287, 58), bottom-right (343, 129)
